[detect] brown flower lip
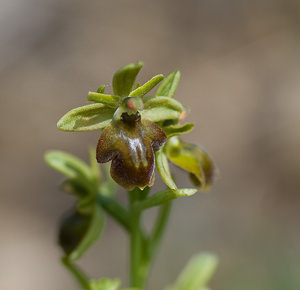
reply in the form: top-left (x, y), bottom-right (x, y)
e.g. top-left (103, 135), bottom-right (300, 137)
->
top-left (96, 111), bottom-right (167, 190)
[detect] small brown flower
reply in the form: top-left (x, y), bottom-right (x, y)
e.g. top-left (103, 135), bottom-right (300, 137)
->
top-left (96, 109), bottom-right (167, 190)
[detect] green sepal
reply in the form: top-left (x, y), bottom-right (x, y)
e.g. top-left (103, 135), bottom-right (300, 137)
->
top-left (112, 62), bottom-right (143, 97)
top-left (155, 149), bottom-right (177, 190)
top-left (140, 96), bottom-right (183, 122)
top-left (163, 123), bottom-right (194, 138)
top-left (142, 96), bottom-right (183, 112)
top-left (129, 74), bottom-right (164, 98)
top-left (133, 188), bottom-right (197, 211)
top-left (87, 92), bottom-right (120, 107)
top-left (89, 278), bottom-right (121, 290)
top-left (166, 137), bottom-right (217, 191)
top-left (45, 150), bottom-right (94, 183)
top-left (61, 204), bottom-right (105, 262)
top-left (57, 103), bottom-right (115, 131)
top-left (97, 85), bottom-right (105, 93)
top-left (167, 252), bottom-right (218, 290)
top-left (155, 70), bottom-right (180, 98)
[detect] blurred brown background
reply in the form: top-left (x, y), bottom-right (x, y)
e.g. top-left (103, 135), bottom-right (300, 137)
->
top-left (1, 0), bottom-right (300, 289)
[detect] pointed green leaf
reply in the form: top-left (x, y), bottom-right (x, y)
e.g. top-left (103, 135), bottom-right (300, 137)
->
top-left (129, 74), bottom-right (164, 98)
top-left (97, 85), bottom-right (105, 93)
top-left (163, 123), bottom-right (194, 138)
top-left (155, 70), bottom-right (180, 98)
top-left (166, 137), bottom-right (218, 191)
top-left (141, 96), bottom-right (183, 122)
top-left (169, 253), bottom-right (218, 290)
top-left (155, 150), bottom-right (177, 190)
top-left (57, 103), bottom-right (115, 131)
top-left (45, 150), bottom-right (93, 182)
top-left (112, 62), bottom-right (143, 97)
top-left (89, 278), bottom-right (121, 290)
top-left (133, 188), bottom-right (197, 211)
top-left (87, 92), bottom-right (120, 107)
top-left (67, 205), bottom-right (105, 261)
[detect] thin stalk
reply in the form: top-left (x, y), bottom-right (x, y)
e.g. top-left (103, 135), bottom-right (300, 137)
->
top-left (96, 194), bottom-right (130, 232)
top-left (129, 188), bottom-right (150, 289)
top-left (62, 257), bottom-right (90, 290)
top-left (149, 201), bottom-right (172, 257)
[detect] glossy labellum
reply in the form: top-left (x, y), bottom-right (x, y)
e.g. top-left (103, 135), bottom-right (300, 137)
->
top-left (96, 100), bottom-right (167, 190)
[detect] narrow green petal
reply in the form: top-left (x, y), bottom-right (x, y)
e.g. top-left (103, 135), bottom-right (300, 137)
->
top-left (57, 103), bottom-right (115, 131)
top-left (155, 150), bottom-right (177, 190)
top-left (163, 123), bottom-right (194, 138)
top-left (169, 253), bottom-right (218, 290)
top-left (68, 205), bottom-right (105, 261)
top-left (129, 74), bottom-right (164, 98)
top-left (112, 62), bottom-right (143, 97)
top-left (155, 70), bottom-right (180, 98)
top-left (87, 92), bottom-right (120, 107)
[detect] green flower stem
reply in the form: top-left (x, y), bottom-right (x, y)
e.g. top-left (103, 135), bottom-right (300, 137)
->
top-left (62, 257), bottom-right (90, 290)
top-left (129, 188), bottom-right (150, 289)
top-left (96, 194), bottom-right (130, 232)
top-left (128, 189), bottom-right (174, 289)
top-left (149, 201), bottom-right (172, 257)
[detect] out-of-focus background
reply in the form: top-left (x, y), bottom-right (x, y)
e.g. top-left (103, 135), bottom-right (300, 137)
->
top-left (1, 0), bottom-right (300, 289)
